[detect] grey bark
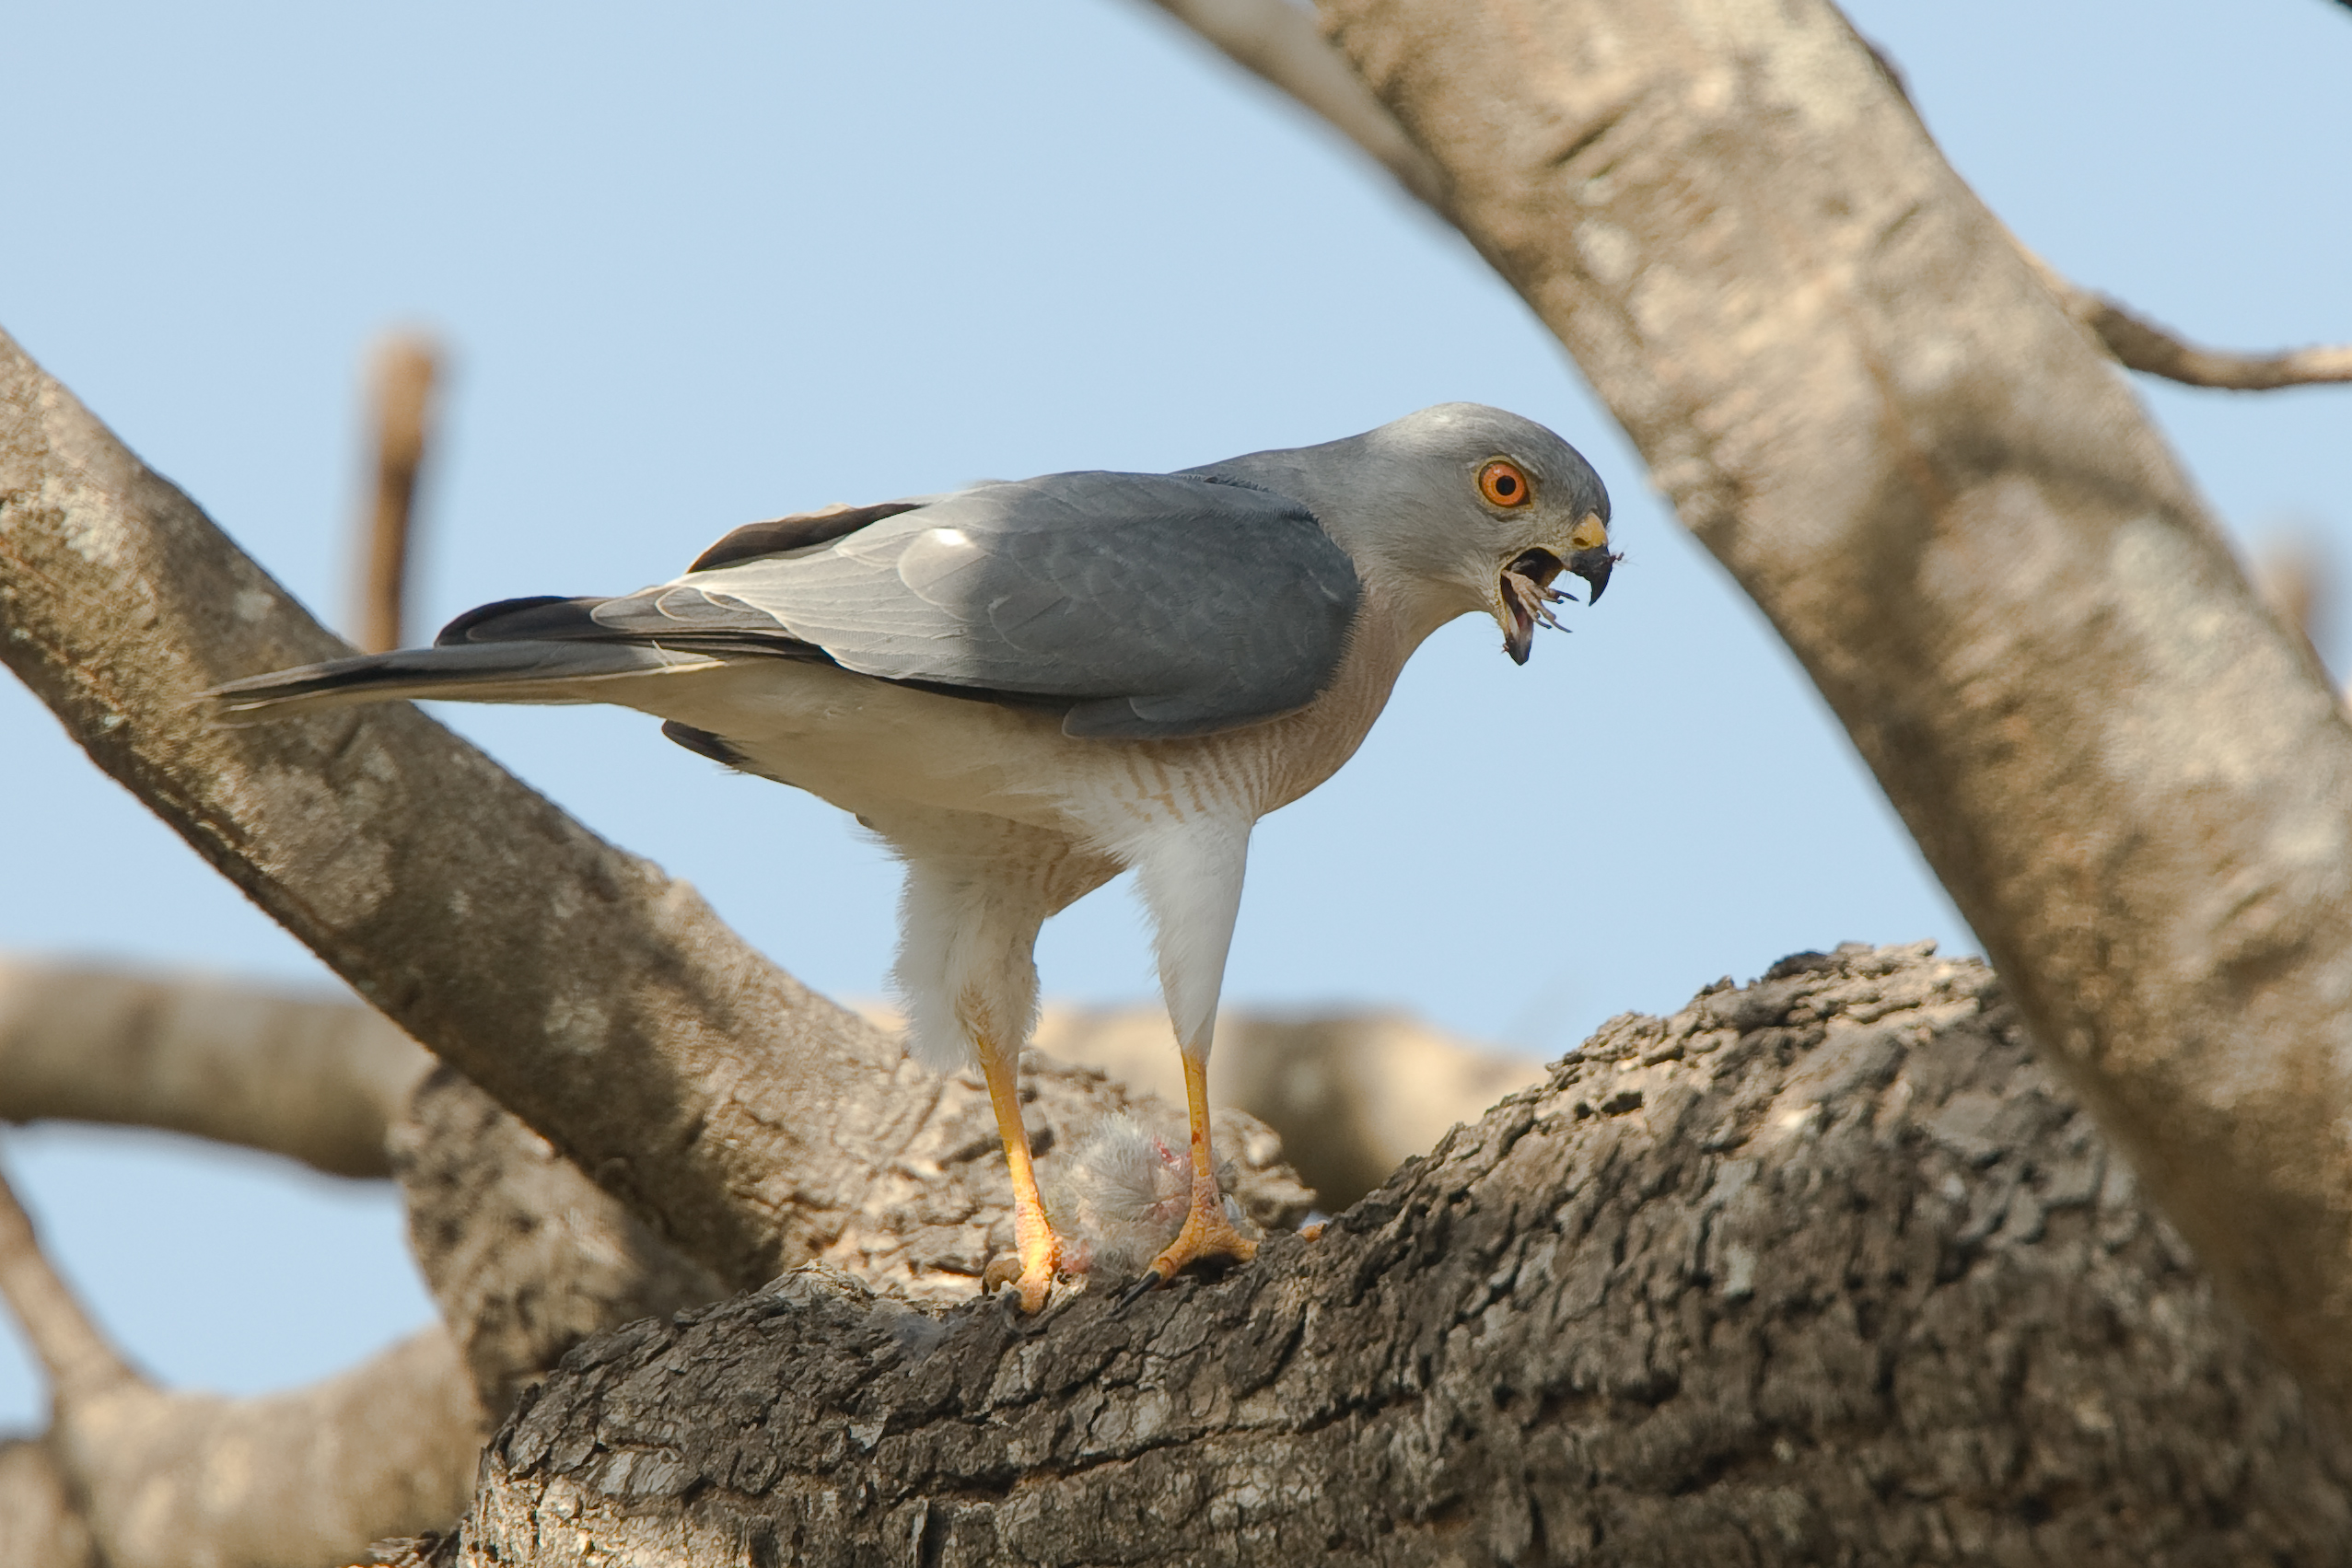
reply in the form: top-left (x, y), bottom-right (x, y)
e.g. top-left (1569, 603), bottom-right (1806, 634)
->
top-left (0, 957), bottom-right (430, 1179)
top-left (0, 1440), bottom-right (97, 1568)
top-left (0, 1156), bottom-right (480, 1568)
top-left (1313, 0), bottom-right (2352, 1405)
top-left (53, 1330), bottom-right (480, 1568)
top-left (460, 947), bottom-right (2352, 1566)
top-left (392, 1059), bottom-right (1310, 1424)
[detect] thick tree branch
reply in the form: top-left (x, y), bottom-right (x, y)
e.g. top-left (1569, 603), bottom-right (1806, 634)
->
top-left (1305, 0), bottom-right (2352, 1409)
top-left (460, 950), bottom-right (2352, 1564)
top-left (0, 1439), bottom-right (98, 1568)
top-left (0, 957), bottom-right (430, 1178)
top-left (1149, 0), bottom-right (2352, 392)
top-left (392, 1059), bottom-right (1307, 1423)
top-left (1137, 0), bottom-right (1448, 210)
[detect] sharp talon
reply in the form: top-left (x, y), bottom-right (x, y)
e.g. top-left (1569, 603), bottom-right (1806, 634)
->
top-left (1139, 1210), bottom-right (1257, 1295)
top-left (1118, 1269), bottom-right (1170, 1310)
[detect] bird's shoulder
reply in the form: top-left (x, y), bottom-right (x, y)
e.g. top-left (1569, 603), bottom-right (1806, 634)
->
top-left (681, 469), bottom-right (1340, 578)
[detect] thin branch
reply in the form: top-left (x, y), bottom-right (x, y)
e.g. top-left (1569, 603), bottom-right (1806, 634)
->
top-left (0, 1156), bottom-right (141, 1400)
top-left (2028, 255), bottom-right (2352, 390)
top-left (354, 331), bottom-right (442, 654)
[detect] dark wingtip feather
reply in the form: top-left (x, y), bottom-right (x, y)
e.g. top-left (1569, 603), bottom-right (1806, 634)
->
top-left (436, 595), bottom-right (608, 645)
top-left (688, 501), bottom-right (922, 573)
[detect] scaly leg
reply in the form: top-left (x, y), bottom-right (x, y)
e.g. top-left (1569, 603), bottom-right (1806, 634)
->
top-left (1127, 1048), bottom-right (1257, 1299)
top-left (974, 1032), bottom-right (1061, 1313)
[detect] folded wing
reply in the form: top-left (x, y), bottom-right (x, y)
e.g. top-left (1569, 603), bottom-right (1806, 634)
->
top-left (576, 471), bottom-right (1362, 738)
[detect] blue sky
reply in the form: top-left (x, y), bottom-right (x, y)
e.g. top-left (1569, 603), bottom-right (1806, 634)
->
top-left (3, 0), bottom-right (2346, 1427)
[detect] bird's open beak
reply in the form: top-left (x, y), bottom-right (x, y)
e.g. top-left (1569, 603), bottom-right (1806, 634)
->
top-left (1497, 514), bottom-right (1614, 665)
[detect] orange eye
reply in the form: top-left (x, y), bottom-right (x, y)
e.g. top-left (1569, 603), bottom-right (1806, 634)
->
top-left (1478, 458), bottom-right (1533, 507)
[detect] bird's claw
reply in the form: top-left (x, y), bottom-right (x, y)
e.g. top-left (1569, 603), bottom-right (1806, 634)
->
top-left (1119, 1208), bottom-right (1259, 1309)
top-left (982, 1239), bottom-right (1061, 1316)
top-left (1116, 1270), bottom-right (1167, 1310)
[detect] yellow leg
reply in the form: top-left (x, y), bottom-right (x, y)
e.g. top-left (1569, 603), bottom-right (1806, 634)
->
top-left (974, 1035), bottom-right (1061, 1313)
top-left (1129, 1051), bottom-right (1258, 1300)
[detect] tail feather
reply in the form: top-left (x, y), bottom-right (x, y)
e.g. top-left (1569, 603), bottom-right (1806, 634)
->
top-left (204, 641), bottom-right (722, 721)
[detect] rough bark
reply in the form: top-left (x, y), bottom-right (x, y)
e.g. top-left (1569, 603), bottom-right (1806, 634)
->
top-left (0, 957), bottom-right (430, 1179)
top-left (460, 947), bottom-right (2352, 1566)
top-left (1314, 0), bottom-right (2352, 1406)
top-left (392, 1058), bottom-right (1311, 1424)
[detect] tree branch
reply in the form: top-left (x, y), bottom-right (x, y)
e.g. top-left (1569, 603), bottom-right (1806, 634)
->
top-left (459, 950), bottom-right (2352, 1564)
top-left (0, 956), bottom-right (430, 1178)
top-left (2024, 252), bottom-right (2352, 390)
top-left (390, 1054), bottom-right (1305, 1424)
top-left (1309, 0), bottom-right (2352, 1410)
top-left (0, 1439), bottom-right (98, 1568)
top-left (1137, 0), bottom-right (1448, 210)
top-left (1146, 0), bottom-right (2352, 393)
top-left (54, 1329), bottom-right (479, 1568)
top-left (353, 331), bottom-right (441, 655)
top-left (3, 1154), bottom-right (479, 1568)
top-left (0, 1156), bottom-right (139, 1400)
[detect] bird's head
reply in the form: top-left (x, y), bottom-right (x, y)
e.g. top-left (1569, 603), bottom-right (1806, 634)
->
top-left (1222, 403), bottom-right (1616, 661)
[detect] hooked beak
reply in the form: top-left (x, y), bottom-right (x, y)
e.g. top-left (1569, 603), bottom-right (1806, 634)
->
top-left (1567, 544), bottom-right (1616, 605)
top-left (1496, 513), bottom-right (1616, 665)
top-left (1564, 511), bottom-right (1616, 606)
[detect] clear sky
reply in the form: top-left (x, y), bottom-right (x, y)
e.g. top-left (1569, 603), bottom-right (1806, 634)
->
top-left (3, 0), bottom-right (2346, 1429)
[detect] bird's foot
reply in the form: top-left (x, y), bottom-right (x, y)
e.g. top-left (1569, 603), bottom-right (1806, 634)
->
top-left (1120, 1204), bottom-right (1258, 1307)
top-left (982, 1231), bottom-right (1062, 1315)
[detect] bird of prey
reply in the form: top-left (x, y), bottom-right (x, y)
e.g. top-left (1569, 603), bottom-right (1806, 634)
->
top-left (210, 403), bottom-right (1615, 1312)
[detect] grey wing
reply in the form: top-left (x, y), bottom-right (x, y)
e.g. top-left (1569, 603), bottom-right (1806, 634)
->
top-left (592, 472), bottom-right (1363, 738)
